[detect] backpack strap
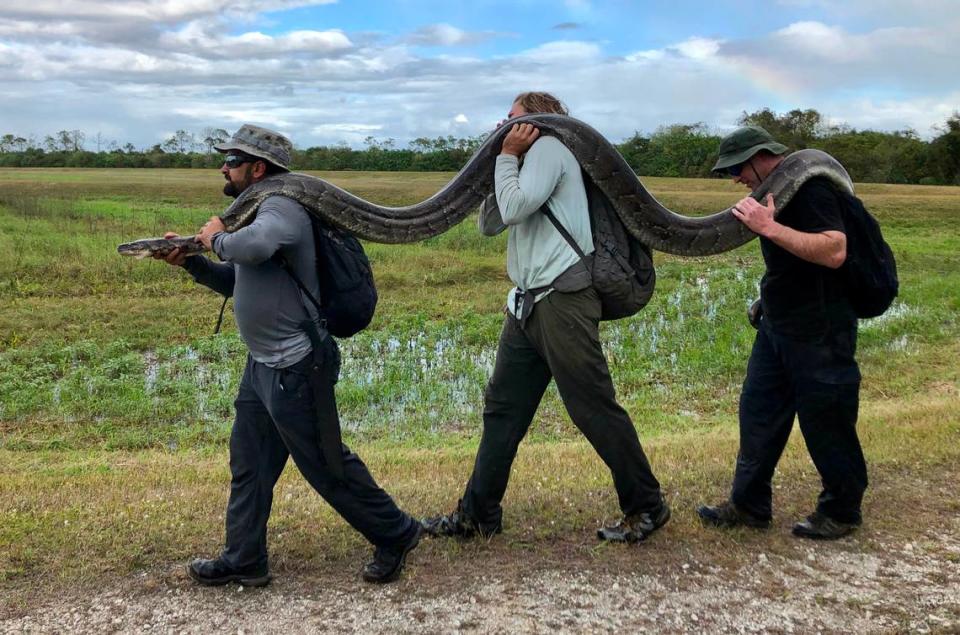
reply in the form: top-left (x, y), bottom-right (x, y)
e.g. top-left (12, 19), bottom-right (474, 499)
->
top-left (274, 253), bottom-right (325, 323)
top-left (272, 253), bottom-right (345, 484)
top-left (213, 296), bottom-right (229, 334)
top-left (541, 205), bottom-right (589, 261)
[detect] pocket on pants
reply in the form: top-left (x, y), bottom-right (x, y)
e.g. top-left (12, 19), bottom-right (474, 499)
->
top-left (278, 354), bottom-right (314, 396)
top-left (278, 367), bottom-right (309, 396)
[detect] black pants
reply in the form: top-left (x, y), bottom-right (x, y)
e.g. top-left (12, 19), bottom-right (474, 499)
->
top-left (461, 287), bottom-right (663, 532)
top-left (731, 320), bottom-right (868, 525)
top-left (220, 339), bottom-right (417, 571)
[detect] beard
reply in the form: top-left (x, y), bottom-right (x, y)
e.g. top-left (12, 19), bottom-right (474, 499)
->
top-left (223, 179), bottom-right (243, 198)
top-left (222, 167), bottom-right (252, 198)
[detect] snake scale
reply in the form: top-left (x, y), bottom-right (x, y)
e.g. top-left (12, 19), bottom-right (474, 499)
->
top-left (120, 113), bottom-right (854, 257)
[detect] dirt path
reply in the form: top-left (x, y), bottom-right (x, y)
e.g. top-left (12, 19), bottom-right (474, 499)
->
top-left (4, 513), bottom-right (959, 634)
top-left (3, 462), bottom-right (959, 633)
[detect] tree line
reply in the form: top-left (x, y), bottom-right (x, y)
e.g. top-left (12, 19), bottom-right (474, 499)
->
top-left (1, 109), bottom-right (958, 185)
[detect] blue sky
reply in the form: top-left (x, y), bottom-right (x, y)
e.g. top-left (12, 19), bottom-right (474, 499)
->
top-left (0, 0), bottom-right (957, 150)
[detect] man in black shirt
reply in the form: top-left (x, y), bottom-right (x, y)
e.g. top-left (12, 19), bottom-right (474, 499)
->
top-left (697, 126), bottom-right (867, 540)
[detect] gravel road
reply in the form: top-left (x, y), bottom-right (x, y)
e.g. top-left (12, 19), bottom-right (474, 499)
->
top-left (4, 522), bottom-right (958, 634)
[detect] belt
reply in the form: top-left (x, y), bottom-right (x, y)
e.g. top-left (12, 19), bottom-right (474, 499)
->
top-left (514, 284), bottom-right (553, 329)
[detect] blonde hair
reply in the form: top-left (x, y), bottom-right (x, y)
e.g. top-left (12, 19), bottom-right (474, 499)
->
top-left (513, 92), bottom-right (568, 115)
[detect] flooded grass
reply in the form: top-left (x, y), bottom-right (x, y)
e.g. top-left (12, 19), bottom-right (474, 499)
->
top-left (0, 169), bottom-right (958, 450)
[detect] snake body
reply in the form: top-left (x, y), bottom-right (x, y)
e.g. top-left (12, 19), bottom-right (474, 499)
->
top-left (120, 114), bottom-right (854, 257)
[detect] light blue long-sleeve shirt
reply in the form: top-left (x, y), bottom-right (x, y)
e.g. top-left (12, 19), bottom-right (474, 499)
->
top-left (492, 135), bottom-right (593, 315)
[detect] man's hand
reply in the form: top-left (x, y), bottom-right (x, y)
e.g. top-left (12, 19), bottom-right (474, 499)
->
top-left (151, 231), bottom-right (189, 266)
top-left (732, 194), bottom-right (778, 237)
top-left (197, 216), bottom-right (225, 250)
top-left (733, 194), bottom-right (846, 268)
top-left (501, 123), bottom-right (540, 157)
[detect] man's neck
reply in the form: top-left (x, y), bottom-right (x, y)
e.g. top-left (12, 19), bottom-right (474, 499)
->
top-left (757, 155), bottom-right (784, 183)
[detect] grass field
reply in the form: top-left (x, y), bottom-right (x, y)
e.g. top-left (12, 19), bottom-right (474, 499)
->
top-left (1, 168), bottom-right (958, 611)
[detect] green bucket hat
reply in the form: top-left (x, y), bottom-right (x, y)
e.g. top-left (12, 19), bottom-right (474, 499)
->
top-left (215, 124), bottom-right (293, 171)
top-left (712, 125), bottom-right (788, 173)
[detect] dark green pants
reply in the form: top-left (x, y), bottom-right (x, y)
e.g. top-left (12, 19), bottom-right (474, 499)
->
top-left (461, 287), bottom-right (663, 532)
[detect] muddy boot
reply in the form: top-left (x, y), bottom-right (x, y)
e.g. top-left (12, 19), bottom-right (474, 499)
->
top-left (598, 499), bottom-right (671, 543)
top-left (696, 500), bottom-right (771, 529)
top-left (792, 512), bottom-right (859, 540)
top-left (421, 500), bottom-right (501, 539)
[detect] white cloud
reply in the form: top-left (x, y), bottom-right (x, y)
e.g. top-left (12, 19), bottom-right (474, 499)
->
top-left (0, 1), bottom-right (337, 22)
top-left (0, 3), bottom-right (956, 149)
top-left (161, 23), bottom-right (353, 57)
top-left (625, 49), bottom-right (665, 62)
top-left (516, 40), bottom-right (602, 63)
top-left (406, 23), bottom-right (497, 47)
top-left (776, 0), bottom-right (959, 26)
top-left (773, 21), bottom-right (874, 61)
top-left (672, 37), bottom-right (722, 60)
top-left (821, 93), bottom-right (960, 135)
top-left (312, 123), bottom-right (382, 133)
top-left (714, 18), bottom-right (960, 103)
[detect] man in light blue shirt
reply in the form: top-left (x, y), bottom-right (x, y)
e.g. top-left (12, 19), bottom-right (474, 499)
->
top-left (424, 93), bottom-right (669, 543)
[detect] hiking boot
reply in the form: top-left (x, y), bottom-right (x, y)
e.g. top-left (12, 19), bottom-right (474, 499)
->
top-left (187, 558), bottom-right (271, 587)
top-left (421, 501), bottom-right (502, 539)
top-left (598, 499), bottom-right (671, 543)
top-left (697, 500), bottom-right (771, 529)
top-left (792, 512), bottom-right (860, 540)
top-left (362, 524), bottom-right (423, 584)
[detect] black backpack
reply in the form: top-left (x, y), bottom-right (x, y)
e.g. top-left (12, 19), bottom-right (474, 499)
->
top-left (543, 174), bottom-right (656, 321)
top-left (837, 191), bottom-right (898, 318)
top-left (278, 217), bottom-right (378, 338)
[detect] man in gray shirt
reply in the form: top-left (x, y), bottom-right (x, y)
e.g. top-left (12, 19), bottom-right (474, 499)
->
top-left (423, 93), bottom-right (669, 543)
top-left (157, 124), bottom-right (421, 586)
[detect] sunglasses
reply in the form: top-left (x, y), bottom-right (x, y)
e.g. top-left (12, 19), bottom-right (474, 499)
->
top-left (223, 154), bottom-right (255, 169)
top-left (727, 162), bottom-right (745, 177)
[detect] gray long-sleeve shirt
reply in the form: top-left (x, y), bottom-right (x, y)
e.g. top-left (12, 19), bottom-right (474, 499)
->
top-left (183, 195), bottom-right (320, 369)
top-left (491, 135), bottom-right (594, 316)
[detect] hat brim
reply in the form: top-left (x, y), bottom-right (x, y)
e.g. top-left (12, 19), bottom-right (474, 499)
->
top-left (712, 141), bottom-right (789, 173)
top-left (214, 141), bottom-right (289, 171)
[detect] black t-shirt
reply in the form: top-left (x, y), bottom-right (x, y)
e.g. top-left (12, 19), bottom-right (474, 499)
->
top-left (759, 178), bottom-right (857, 341)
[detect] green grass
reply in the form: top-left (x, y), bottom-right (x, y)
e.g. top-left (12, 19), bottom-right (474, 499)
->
top-left (0, 168), bottom-right (958, 607)
top-left (1, 170), bottom-right (958, 447)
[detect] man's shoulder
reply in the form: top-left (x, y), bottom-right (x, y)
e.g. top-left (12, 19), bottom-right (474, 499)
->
top-left (258, 194), bottom-right (311, 222)
top-left (785, 176), bottom-right (843, 212)
top-left (794, 176), bottom-right (841, 199)
top-left (261, 193), bottom-right (307, 211)
top-left (531, 135), bottom-right (569, 152)
top-left (529, 135), bottom-right (576, 164)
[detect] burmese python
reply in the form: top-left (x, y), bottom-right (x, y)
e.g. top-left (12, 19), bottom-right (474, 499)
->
top-left (119, 113), bottom-right (854, 256)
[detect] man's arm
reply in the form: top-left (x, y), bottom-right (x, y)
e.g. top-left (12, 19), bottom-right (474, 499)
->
top-left (208, 197), bottom-right (305, 265)
top-left (182, 255), bottom-right (237, 297)
top-left (494, 125), bottom-right (563, 225)
top-left (733, 194), bottom-right (847, 269)
top-left (153, 231), bottom-right (235, 297)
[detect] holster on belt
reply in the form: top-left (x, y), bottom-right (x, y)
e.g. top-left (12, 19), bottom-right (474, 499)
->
top-left (299, 318), bottom-right (346, 483)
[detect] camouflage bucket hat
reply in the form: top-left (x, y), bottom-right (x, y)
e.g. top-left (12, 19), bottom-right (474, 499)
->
top-left (215, 124), bottom-right (293, 171)
top-left (712, 125), bottom-right (788, 173)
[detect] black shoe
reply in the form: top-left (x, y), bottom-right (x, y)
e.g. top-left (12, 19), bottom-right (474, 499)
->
top-left (598, 499), bottom-right (671, 543)
top-left (362, 525), bottom-right (423, 584)
top-left (697, 500), bottom-right (771, 529)
top-left (792, 512), bottom-right (860, 540)
top-left (187, 558), bottom-right (271, 587)
top-left (421, 501), bottom-right (502, 539)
